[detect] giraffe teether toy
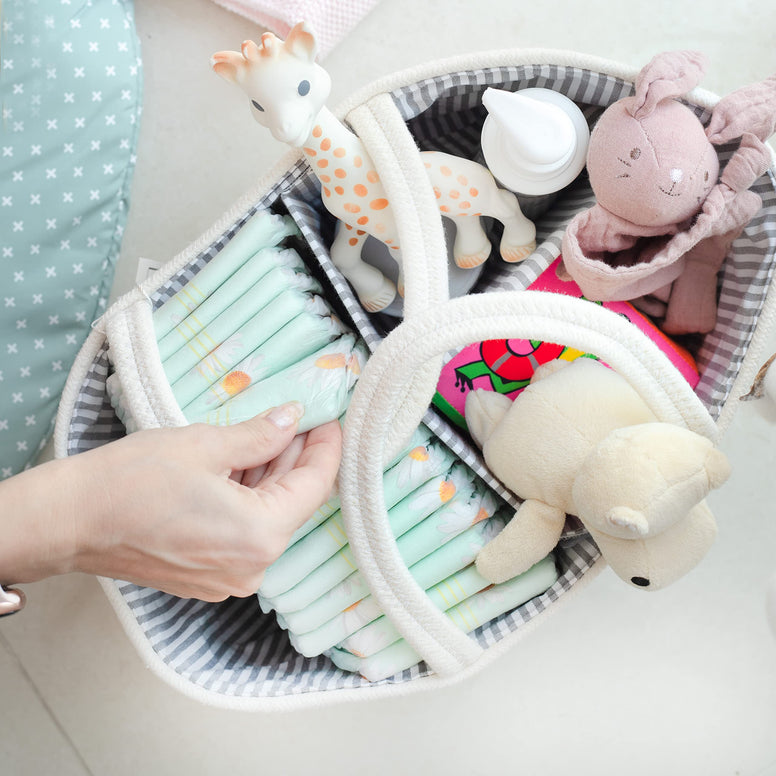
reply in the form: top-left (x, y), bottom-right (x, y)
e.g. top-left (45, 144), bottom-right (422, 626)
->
top-left (212, 22), bottom-right (537, 313)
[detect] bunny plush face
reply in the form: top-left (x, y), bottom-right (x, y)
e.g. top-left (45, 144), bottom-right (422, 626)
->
top-left (587, 96), bottom-right (720, 228)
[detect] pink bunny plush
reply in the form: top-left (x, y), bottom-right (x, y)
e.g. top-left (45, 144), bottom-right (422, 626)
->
top-left (561, 51), bottom-right (776, 334)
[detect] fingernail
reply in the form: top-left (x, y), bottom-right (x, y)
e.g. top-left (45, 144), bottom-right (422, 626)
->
top-left (262, 401), bottom-right (304, 429)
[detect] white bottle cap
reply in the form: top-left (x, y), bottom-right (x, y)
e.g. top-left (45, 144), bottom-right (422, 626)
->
top-left (481, 87), bottom-right (590, 195)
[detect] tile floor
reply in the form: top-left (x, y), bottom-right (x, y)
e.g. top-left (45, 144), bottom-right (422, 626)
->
top-left (3, 0), bottom-right (776, 773)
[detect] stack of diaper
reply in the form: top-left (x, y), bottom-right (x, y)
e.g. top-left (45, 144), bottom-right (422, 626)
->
top-left (259, 424), bottom-right (558, 681)
top-left (107, 212), bottom-right (366, 433)
top-left (106, 210), bottom-right (559, 680)
top-left (146, 212), bottom-right (365, 431)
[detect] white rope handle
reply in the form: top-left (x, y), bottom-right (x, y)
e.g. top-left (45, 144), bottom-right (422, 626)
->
top-left (104, 298), bottom-right (187, 431)
top-left (347, 93), bottom-right (453, 460)
top-left (340, 290), bottom-right (716, 678)
top-left (346, 93), bottom-right (449, 317)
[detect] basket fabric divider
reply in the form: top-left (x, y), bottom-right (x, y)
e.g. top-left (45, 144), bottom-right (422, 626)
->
top-left (341, 291), bottom-right (718, 678)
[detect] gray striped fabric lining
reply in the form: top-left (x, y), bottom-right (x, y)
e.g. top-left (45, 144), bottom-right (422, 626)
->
top-left (65, 64), bottom-right (776, 699)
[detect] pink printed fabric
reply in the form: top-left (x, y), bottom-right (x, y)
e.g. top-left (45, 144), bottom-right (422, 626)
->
top-left (211, 0), bottom-right (381, 58)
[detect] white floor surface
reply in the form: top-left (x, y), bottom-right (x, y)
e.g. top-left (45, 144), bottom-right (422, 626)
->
top-left (3, 0), bottom-right (776, 774)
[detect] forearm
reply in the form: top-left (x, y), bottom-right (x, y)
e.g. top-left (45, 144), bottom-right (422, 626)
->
top-left (0, 412), bottom-right (341, 601)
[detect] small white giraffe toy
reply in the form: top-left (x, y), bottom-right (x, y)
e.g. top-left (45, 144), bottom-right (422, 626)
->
top-left (212, 22), bottom-right (537, 312)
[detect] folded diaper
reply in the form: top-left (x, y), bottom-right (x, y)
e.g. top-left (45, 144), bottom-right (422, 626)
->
top-left (282, 424), bottom-right (434, 552)
top-left (281, 506), bottom-right (508, 640)
top-left (157, 248), bottom-right (307, 362)
top-left (163, 266), bottom-right (321, 386)
top-left (198, 334), bottom-right (368, 432)
top-left (152, 211), bottom-right (298, 340)
top-left (275, 463), bottom-right (484, 631)
top-left (173, 294), bottom-right (342, 411)
top-left (326, 554), bottom-right (559, 682)
top-left (284, 505), bottom-right (509, 657)
top-left (338, 515), bottom-right (508, 657)
top-left (258, 437), bottom-right (460, 599)
top-left (293, 560), bottom-right (491, 660)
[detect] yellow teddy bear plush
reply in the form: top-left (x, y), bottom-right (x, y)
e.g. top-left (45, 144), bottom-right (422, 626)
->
top-left (465, 358), bottom-right (730, 590)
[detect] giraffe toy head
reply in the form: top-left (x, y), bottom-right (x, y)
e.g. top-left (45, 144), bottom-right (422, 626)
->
top-left (212, 22), bottom-right (331, 147)
top-left (212, 23), bottom-right (537, 314)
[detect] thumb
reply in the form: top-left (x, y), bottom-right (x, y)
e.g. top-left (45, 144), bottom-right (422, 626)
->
top-left (206, 401), bottom-right (306, 473)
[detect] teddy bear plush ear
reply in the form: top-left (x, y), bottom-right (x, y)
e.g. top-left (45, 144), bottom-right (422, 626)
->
top-left (606, 506), bottom-right (650, 537)
top-left (631, 50), bottom-right (708, 120)
top-left (464, 389), bottom-right (513, 449)
top-left (589, 501), bottom-right (718, 590)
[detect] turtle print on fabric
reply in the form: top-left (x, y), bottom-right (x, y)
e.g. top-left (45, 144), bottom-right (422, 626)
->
top-left (0, 0), bottom-right (142, 477)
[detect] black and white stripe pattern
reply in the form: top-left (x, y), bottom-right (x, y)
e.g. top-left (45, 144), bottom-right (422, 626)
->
top-left (63, 63), bottom-right (776, 701)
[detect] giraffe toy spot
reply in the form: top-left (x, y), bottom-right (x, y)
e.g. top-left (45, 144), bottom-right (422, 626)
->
top-left (334, 147), bottom-right (346, 158)
top-left (344, 202), bottom-right (361, 213)
top-left (353, 184), bottom-right (368, 197)
top-left (335, 168), bottom-right (347, 179)
top-left (321, 138), bottom-right (331, 151)
top-left (370, 198), bottom-right (389, 210)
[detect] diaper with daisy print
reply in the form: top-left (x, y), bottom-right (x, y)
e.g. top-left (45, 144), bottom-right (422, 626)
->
top-left (0, 0), bottom-right (141, 477)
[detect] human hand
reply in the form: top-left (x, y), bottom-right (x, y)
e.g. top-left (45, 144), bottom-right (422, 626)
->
top-left (0, 403), bottom-right (342, 602)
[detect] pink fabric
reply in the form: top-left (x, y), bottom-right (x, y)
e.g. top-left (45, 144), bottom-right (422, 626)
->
top-left (706, 75), bottom-right (776, 145)
top-left (211, 0), bottom-right (381, 58)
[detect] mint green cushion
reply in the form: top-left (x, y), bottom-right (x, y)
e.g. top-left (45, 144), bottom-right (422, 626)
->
top-left (0, 0), bottom-right (141, 476)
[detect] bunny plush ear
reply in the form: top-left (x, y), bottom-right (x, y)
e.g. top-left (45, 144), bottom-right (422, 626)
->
top-left (630, 50), bottom-right (708, 120)
top-left (706, 74), bottom-right (776, 145)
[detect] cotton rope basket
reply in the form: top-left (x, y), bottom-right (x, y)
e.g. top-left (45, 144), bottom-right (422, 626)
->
top-left (55, 48), bottom-right (776, 711)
